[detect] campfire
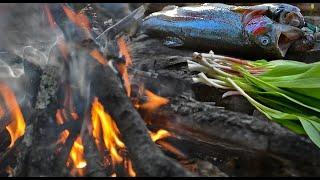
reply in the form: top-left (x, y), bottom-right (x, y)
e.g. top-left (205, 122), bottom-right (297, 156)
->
top-left (0, 3), bottom-right (183, 177)
top-left (0, 3), bottom-right (319, 177)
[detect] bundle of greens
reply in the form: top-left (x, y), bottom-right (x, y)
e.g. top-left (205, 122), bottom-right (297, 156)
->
top-left (188, 51), bottom-right (320, 148)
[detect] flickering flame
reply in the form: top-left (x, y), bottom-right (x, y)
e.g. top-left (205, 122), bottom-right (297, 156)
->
top-left (69, 136), bottom-right (87, 171)
top-left (117, 37), bottom-right (132, 97)
top-left (0, 105), bottom-right (4, 119)
top-left (62, 4), bottom-right (91, 31)
top-left (156, 141), bottom-right (186, 159)
top-left (55, 109), bottom-right (86, 176)
top-left (117, 63), bottom-right (131, 97)
top-left (149, 129), bottom-right (186, 159)
top-left (149, 129), bottom-right (172, 142)
top-left (91, 98), bottom-right (136, 177)
top-left (43, 4), bottom-right (57, 29)
top-left (44, 4), bottom-right (69, 59)
top-left (55, 109), bottom-right (70, 144)
top-left (5, 166), bottom-right (14, 176)
top-left (70, 136), bottom-right (87, 169)
top-left (0, 82), bottom-right (26, 148)
top-left (117, 37), bottom-right (132, 66)
top-left (125, 159), bottom-right (136, 177)
top-left (90, 49), bottom-right (107, 65)
top-left (138, 90), bottom-right (169, 111)
top-left (91, 97), bottom-right (125, 164)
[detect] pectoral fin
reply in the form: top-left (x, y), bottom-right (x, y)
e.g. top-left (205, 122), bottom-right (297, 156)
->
top-left (163, 37), bottom-right (184, 48)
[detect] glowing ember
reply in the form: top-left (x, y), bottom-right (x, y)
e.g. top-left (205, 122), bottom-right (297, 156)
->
top-left (90, 49), bottom-right (107, 65)
top-left (117, 37), bottom-right (132, 97)
top-left (91, 97), bottom-right (125, 164)
top-left (0, 82), bottom-right (26, 148)
top-left (138, 90), bottom-right (169, 111)
top-left (149, 129), bottom-right (172, 142)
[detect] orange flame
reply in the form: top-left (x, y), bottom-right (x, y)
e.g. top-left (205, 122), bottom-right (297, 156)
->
top-left (0, 82), bottom-right (26, 148)
top-left (139, 90), bottom-right (169, 111)
top-left (55, 109), bottom-right (86, 176)
top-left (125, 159), bottom-right (136, 177)
top-left (156, 141), bottom-right (186, 159)
top-left (55, 109), bottom-right (70, 144)
top-left (0, 105), bottom-right (4, 119)
top-left (117, 64), bottom-right (131, 97)
top-left (149, 129), bottom-right (186, 159)
top-left (62, 4), bottom-right (91, 31)
top-left (91, 97), bottom-right (125, 164)
top-left (91, 98), bottom-right (136, 177)
top-left (117, 37), bottom-right (132, 97)
top-left (117, 37), bottom-right (132, 66)
top-left (43, 4), bottom-right (69, 60)
top-left (149, 129), bottom-right (172, 142)
top-left (43, 4), bottom-right (57, 29)
top-left (90, 49), bottom-right (107, 65)
top-left (5, 166), bottom-right (14, 176)
top-left (69, 136), bottom-right (87, 176)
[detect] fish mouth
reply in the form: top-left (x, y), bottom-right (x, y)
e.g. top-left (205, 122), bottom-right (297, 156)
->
top-left (275, 25), bottom-right (304, 57)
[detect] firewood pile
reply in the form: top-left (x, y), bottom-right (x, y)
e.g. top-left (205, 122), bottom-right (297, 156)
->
top-left (0, 3), bottom-right (319, 177)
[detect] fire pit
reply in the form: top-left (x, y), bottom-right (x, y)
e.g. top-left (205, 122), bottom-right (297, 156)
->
top-left (0, 3), bottom-right (319, 177)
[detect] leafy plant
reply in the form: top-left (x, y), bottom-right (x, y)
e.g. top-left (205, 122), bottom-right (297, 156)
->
top-left (188, 51), bottom-right (320, 148)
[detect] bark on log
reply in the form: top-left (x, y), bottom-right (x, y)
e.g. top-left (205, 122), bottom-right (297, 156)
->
top-left (129, 35), bottom-right (320, 167)
top-left (91, 64), bottom-right (194, 177)
top-left (148, 95), bottom-right (320, 170)
top-left (83, 127), bottom-right (106, 177)
top-left (25, 65), bottom-right (64, 176)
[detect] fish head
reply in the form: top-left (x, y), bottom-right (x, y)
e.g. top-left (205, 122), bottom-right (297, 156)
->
top-left (245, 15), bottom-right (304, 57)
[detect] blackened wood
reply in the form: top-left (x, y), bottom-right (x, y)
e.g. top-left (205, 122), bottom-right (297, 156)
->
top-left (129, 34), bottom-right (320, 167)
top-left (0, 113), bottom-right (10, 133)
top-left (25, 65), bottom-right (63, 176)
top-left (83, 127), bottom-right (106, 177)
top-left (91, 64), bottom-right (193, 177)
top-left (148, 95), bottom-right (320, 170)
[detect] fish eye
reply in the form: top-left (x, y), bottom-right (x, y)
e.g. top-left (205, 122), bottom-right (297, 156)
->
top-left (259, 36), bottom-right (270, 46)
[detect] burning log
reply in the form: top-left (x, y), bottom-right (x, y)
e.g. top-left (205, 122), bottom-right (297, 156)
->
top-left (91, 64), bottom-right (194, 176)
top-left (128, 35), bottom-right (320, 173)
top-left (146, 95), bottom-right (320, 171)
top-left (82, 127), bottom-right (106, 177)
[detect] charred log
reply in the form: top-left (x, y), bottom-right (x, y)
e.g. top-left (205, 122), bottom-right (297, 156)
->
top-left (146, 95), bottom-right (320, 176)
top-left (91, 64), bottom-right (194, 177)
top-left (82, 127), bottom-right (106, 177)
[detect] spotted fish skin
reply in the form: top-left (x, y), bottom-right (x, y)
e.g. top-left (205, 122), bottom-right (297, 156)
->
top-left (142, 3), bottom-right (304, 59)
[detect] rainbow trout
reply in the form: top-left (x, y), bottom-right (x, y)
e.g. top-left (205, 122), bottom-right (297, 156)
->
top-left (142, 3), bottom-right (307, 58)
